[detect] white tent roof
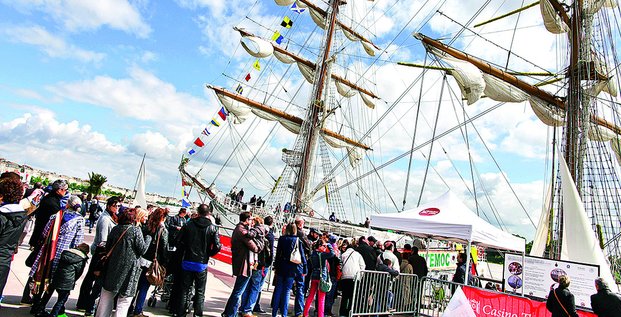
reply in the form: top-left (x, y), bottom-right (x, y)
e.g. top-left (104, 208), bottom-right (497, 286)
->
top-left (370, 191), bottom-right (525, 252)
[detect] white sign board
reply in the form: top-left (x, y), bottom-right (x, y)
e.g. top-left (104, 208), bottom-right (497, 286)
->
top-left (503, 254), bottom-right (599, 309)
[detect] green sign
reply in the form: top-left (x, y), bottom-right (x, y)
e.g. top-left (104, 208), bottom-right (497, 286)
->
top-left (422, 251), bottom-right (458, 271)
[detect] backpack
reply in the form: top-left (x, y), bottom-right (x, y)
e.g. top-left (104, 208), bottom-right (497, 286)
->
top-left (257, 236), bottom-right (271, 267)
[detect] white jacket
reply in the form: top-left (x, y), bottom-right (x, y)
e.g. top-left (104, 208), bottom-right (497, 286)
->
top-left (340, 248), bottom-right (366, 279)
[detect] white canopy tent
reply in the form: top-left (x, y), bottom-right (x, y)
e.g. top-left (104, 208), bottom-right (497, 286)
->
top-left (371, 191), bottom-right (525, 286)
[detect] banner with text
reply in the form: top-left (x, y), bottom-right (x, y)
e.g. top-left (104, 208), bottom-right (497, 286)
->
top-left (462, 286), bottom-right (596, 317)
top-left (503, 254), bottom-right (599, 309)
top-left (212, 234), bottom-right (232, 265)
top-left (422, 250), bottom-right (459, 271)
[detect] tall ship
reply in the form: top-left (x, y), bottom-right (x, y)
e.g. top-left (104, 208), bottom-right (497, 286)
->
top-left (179, 0), bottom-right (621, 282)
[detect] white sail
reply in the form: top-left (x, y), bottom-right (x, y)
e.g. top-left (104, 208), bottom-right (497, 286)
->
top-left (215, 92), bottom-right (252, 124)
top-left (482, 74), bottom-right (528, 103)
top-left (540, 0), bottom-right (569, 34)
top-left (134, 159), bottom-right (147, 208)
top-left (240, 35), bottom-right (274, 58)
top-left (359, 91), bottom-right (377, 109)
top-left (274, 0), bottom-right (295, 6)
top-left (528, 97), bottom-right (565, 126)
top-left (530, 184), bottom-right (552, 257)
top-left (335, 79), bottom-right (357, 98)
top-left (429, 47), bottom-right (485, 105)
top-left (361, 40), bottom-right (376, 57)
top-left (273, 50), bottom-right (296, 64)
top-left (297, 61), bottom-right (315, 83)
top-left (309, 7), bottom-right (326, 29)
top-left (559, 154), bottom-right (617, 289)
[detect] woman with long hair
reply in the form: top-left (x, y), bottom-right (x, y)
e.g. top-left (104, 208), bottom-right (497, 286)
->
top-left (303, 236), bottom-right (335, 317)
top-left (96, 209), bottom-right (151, 317)
top-left (271, 223), bottom-right (306, 317)
top-left (131, 207), bottom-right (169, 317)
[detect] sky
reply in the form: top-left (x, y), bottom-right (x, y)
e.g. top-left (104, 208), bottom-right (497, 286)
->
top-left (2, 0), bottom-right (614, 241)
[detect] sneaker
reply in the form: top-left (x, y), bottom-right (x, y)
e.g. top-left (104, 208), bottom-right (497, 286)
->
top-left (253, 308), bottom-right (267, 313)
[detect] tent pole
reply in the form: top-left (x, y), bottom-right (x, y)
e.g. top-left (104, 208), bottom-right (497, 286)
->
top-left (465, 240), bottom-right (472, 287)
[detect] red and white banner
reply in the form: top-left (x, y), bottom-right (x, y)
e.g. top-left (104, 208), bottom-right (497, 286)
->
top-left (213, 234), bottom-right (232, 265)
top-left (462, 286), bottom-right (596, 317)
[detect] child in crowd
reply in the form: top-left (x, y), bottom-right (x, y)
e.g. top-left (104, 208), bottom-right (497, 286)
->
top-left (33, 243), bottom-right (90, 317)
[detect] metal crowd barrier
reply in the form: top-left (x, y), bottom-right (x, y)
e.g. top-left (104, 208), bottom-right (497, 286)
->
top-left (416, 277), bottom-right (463, 317)
top-left (350, 270), bottom-right (420, 317)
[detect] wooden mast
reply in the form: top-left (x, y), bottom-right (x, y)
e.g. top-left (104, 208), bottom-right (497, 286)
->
top-left (415, 33), bottom-right (621, 136)
top-left (208, 85), bottom-right (371, 150)
top-left (294, 0), bottom-right (342, 208)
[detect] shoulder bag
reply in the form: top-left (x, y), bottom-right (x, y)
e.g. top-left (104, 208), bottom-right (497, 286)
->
top-left (146, 227), bottom-right (167, 286)
top-left (319, 253), bottom-right (332, 293)
top-left (290, 237), bottom-right (302, 264)
top-left (93, 227), bottom-right (130, 277)
top-left (552, 288), bottom-right (571, 317)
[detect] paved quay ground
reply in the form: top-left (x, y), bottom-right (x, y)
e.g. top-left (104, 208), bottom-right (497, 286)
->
top-left (1, 230), bottom-right (280, 317)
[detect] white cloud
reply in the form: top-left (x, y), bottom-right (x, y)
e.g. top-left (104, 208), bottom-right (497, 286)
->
top-left (128, 131), bottom-right (180, 160)
top-left (6, 0), bottom-right (151, 38)
top-left (0, 111), bottom-right (124, 155)
top-left (2, 25), bottom-right (105, 63)
top-left (47, 66), bottom-right (212, 137)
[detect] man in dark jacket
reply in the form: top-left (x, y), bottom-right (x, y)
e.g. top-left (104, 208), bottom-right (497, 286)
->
top-left (176, 204), bottom-right (221, 317)
top-left (293, 217), bottom-right (312, 317)
top-left (29, 179), bottom-right (67, 248)
top-left (408, 246), bottom-right (428, 277)
top-left (356, 236), bottom-right (377, 270)
top-left (222, 211), bottom-right (259, 317)
top-left (166, 207), bottom-right (187, 249)
top-left (31, 243), bottom-right (89, 316)
top-left (591, 277), bottom-right (621, 317)
top-left (0, 176), bottom-right (28, 304)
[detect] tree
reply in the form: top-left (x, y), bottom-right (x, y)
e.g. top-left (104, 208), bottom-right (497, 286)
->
top-left (86, 172), bottom-right (107, 197)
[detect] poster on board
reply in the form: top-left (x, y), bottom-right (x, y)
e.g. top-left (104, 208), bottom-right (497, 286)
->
top-left (503, 254), bottom-right (599, 309)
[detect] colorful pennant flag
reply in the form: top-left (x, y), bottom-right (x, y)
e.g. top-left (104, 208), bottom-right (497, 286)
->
top-left (194, 137), bottom-right (205, 147)
top-left (281, 16), bottom-right (293, 28)
top-left (245, 73), bottom-right (251, 81)
top-left (211, 119), bottom-right (221, 127)
top-left (290, 3), bottom-right (306, 13)
top-left (188, 149), bottom-right (196, 155)
top-left (218, 107), bottom-right (228, 120)
top-left (181, 198), bottom-right (191, 208)
top-left (272, 31), bottom-right (284, 44)
top-left (253, 60), bottom-right (261, 71)
top-left (201, 128), bottom-right (210, 136)
top-left (182, 187), bottom-right (190, 198)
top-left (236, 84), bottom-right (244, 94)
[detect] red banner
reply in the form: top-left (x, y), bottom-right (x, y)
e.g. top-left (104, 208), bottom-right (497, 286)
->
top-left (212, 234), bottom-right (232, 264)
top-left (462, 286), bottom-right (596, 317)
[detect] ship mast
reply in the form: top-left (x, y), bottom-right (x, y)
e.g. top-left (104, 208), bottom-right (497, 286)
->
top-left (565, 0), bottom-right (584, 185)
top-left (293, 0), bottom-right (343, 209)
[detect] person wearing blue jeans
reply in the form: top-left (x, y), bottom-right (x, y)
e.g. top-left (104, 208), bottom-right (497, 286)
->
top-left (222, 275), bottom-right (251, 317)
top-left (272, 274), bottom-right (296, 317)
top-left (132, 270), bottom-right (151, 316)
top-left (222, 212), bottom-right (260, 317)
top-left (240, 266), bottom-right (269, 315)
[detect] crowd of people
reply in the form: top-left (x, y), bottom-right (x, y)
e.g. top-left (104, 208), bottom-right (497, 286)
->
top-left (1, 173), bottom-right (621, 317)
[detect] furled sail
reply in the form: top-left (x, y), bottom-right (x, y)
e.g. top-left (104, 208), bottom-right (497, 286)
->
top-left (274, 0), bottom-right (295, 6)
top-left (559, 154), bottom-right (618, 290)
top-left (216, 93), bottom-right (252, 124)
top-left (309, 7), bottom-right (326, 29)
top-left (429, 47), bottom-right (485, 105)
top-left (210, 86), bottom-right (371, 151)
top-left (297, 61), bottom-right (315, 83)
top-left (274, 50), bottom-right (295, 64)
top-left (540, 0), bottom-right (569, 34)
top-left (528, 97), bottom-right (565, 126)
top-left (335, 79), bottom-right (357, 98)
top-left (240, 34), bottom-right (274, 58)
